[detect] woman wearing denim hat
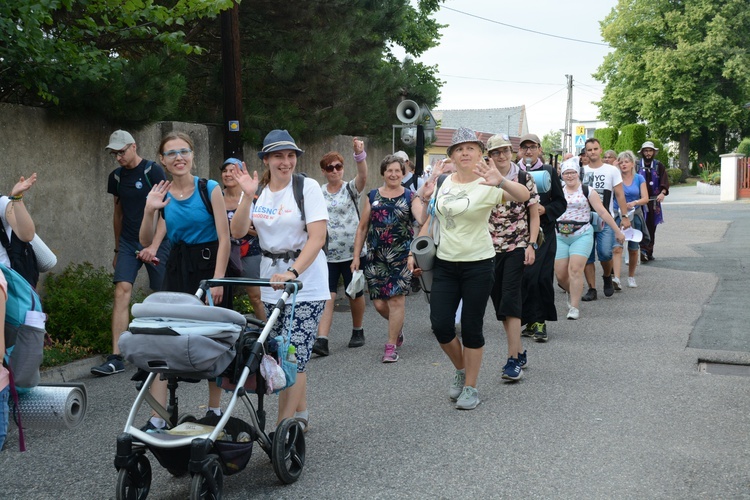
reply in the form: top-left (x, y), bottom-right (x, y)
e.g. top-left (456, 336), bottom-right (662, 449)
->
top-left (411, 127), bottom-right (530, 410)
top-left (220, 158), bottom-right (266, 321)
top-left (554, 160), bottom-right (625, 320)
top-left (230, 129), bottom-right (328, 431)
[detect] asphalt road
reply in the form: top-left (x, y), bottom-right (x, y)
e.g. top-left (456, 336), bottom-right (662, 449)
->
top-left (1, 185), bottom-right (749, 499)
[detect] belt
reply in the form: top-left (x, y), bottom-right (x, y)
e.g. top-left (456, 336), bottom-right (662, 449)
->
top-left (262, 249), bottom-right (301, 265)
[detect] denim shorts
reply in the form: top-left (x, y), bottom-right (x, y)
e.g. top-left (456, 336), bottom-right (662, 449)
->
top-left (114, 237), bottom-right (170, 290)
top-left (614, 215), bottom-right (643, 251)
top-left (587, 224), bottom-right (614, 263)
top-left (556, 225), bottom-right (595, 259)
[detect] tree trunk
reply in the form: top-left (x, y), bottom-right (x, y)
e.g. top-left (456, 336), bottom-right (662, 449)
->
top-left (679, 130), bottom-right (690, 181)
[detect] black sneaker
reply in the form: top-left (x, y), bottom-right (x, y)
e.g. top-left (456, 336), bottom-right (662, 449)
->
top-left (312, 337), bottom-right (330, 356)
top-left (348, 329), bottom-right (365, 348)
top-left (602, 274), bottom-right (614, 297)
top-left (140, 419), bottom-right (166, 433)
top-left (581, 288), bottom-right (598, 302)
top-left (91, 354), bottom-right (125, 376)
top-left (533, 322), bottom-right (548, 343)
top-left (521, 324), bottom-right (534, 337)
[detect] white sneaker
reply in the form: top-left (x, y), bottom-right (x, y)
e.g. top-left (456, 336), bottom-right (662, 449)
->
top-left (612, 277), bottom-right (621, 291)
top-left (567, 306), bottom-right (580, 320)
top-left (628, 277), bottom-right (637, 288)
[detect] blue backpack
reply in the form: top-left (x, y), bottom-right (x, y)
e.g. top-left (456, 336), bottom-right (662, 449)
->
top-left (2, 263), bottom-right (45, 391)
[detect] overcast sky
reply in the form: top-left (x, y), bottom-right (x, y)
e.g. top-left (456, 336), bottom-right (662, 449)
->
top-left (396, 0), bottom-right (619, 137)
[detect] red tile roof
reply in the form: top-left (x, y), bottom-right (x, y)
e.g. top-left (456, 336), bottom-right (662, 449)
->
top-left (432, 128), bottom-right (521, 151)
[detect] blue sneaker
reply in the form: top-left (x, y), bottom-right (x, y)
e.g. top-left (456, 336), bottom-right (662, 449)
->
top-left (91, 354), bottom-right (125, 376)
top-left (501, 357), bottom-right (523, 381)
top-left (517, 350), bottom-right (528, 369)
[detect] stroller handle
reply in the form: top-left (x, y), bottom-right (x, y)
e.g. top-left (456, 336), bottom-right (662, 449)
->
top-left (197, 278), bottom-right (303, 301)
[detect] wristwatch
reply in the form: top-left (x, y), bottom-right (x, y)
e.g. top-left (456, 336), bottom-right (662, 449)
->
top-left (530, 242), bottom-right (539, 250)
top-left (287, 267), bottom-right (299, 278)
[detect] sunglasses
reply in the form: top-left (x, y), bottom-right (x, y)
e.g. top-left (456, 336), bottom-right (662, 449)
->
top-left (110, 144), bottom-right (132, 157)
top-left (323, 164), bottom-right (344, 172)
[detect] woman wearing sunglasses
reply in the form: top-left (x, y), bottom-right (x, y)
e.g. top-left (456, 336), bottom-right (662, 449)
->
top-left (314, 138), bottom-right (369, 356)
top-left (138, 131), bottom-right (231, 431)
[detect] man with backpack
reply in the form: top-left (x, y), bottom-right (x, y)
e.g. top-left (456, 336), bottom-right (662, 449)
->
top-left (91, 130), bottom-right (170, 376)
top-left (313, 138), bottom-right (368, 356)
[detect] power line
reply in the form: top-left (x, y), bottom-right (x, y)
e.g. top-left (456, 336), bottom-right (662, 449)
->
top-left (527, 87), bottom-right (568, 108)
top-left (441, 6), bottom-right (610, 47)
top-left (439, 73), bottom-right (561, 86)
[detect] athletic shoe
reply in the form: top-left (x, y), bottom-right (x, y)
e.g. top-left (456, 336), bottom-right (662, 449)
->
top-left (501, 357), bottom-right (523, 381)
top-left (140, 420), bottom-right (166, 434)
top-left (602, 274), bottom-right (614, 297)
top-left (312, 337), bottom-right (330, 356)
top-left (449, 369), bottom-right (466, 401)
top-left (517, 350), bottom-right (528, 369)
top-left (521, 324), bottom-right (535, 337)
top-left (455, 386), bottom-right (480, 410)
top-left (567, 306), bottom-right (580, 320)
top-left (382, 343), bottom-right (399, 363)
top-left (91, 354), bottom-right (125, 376)
top-left (533, 322), bottom-right (548, 343)
top-left (581, 288), bottom-right (597, 302)
top-left (628, 277), bottom-right (638, 288)
top-left (612, 277), bottom-right (622, 291)
top-left (640, 251), bottom-right (648, 263)
top-left (396, 329), bottom-right (404, 347)
top-left (348, 329), bottom-right (365, 348)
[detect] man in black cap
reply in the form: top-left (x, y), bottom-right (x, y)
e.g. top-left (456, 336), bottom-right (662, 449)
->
top-left (517, 133), bottom-right (567, 343)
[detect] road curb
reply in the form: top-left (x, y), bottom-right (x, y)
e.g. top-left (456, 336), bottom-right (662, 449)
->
top-left (40, 355), bottom-right (101, 383)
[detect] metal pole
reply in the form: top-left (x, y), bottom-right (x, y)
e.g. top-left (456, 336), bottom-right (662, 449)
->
top-left (220, 2), bottom-right (242, 160)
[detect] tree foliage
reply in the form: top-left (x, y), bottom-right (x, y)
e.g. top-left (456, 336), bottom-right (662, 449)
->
top-left (593, 127), bottom-right (618, 152)
top-left (0, 0), bottom-right (445, 142)
top-left (541, 130), bottom-right (562, 154)
top-left (594, 0), bottom-right (750, 165)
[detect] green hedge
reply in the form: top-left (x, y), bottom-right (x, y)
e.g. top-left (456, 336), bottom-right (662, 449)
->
top-left (615, 124), bottom-right (647, 154)
top-left (738, 138), bottom-right (750, 157)
top-left (594, 127), bottom-right (618, 152)
top-left (667, 168), bottom-right (683, 186)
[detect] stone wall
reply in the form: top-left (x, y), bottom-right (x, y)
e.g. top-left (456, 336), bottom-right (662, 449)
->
top-left (0, 103), bottom-right (393, 290)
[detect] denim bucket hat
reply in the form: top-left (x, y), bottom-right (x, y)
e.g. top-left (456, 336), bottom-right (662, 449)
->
top-left (257, 129), bottom-right (304, 159)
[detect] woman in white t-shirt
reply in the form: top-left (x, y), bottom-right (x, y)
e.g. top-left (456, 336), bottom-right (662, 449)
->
top-left (411, 128), bottom-right (530, 411)
top-left (0, 173), bottom-right (38, 268)
top-left (230, 129), bottom-right (328, 432)
top-left (555, 160), bottom-right (624, 320)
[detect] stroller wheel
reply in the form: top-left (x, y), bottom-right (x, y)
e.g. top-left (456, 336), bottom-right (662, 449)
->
top-left (271, 418), bottom-right (306, 484)
top-left (115, 454), bottom-right (152, 500)
top-left (189, 455), bottom-right (223, 500)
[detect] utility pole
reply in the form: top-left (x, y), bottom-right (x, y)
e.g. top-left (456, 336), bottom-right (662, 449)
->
top-left (220, 1), bottom-right (242, 160)
top-left (563, 74), bottom-right (573, 155)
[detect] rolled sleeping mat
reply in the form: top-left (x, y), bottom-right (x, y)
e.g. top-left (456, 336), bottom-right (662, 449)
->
top-left (528, 169), bottom-right (552, 193)
top-left (11, 383), bottom-right (87, 430)
top-left (410, 236), bottom-right (436, 301)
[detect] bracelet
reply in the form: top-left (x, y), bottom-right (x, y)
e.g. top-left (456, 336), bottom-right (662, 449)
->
top-left (353, 151), bottom-right (367, 162)
top-left (8, 194), bottom-right (23, 201)
top-left (498, 178), bottom-right (507, 190)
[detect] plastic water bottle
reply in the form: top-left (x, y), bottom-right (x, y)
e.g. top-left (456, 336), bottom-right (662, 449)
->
top-left (287, 345), bottom-right (297, 364)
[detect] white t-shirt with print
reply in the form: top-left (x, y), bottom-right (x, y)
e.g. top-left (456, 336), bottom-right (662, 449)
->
top-left (252, 177), bottom-right (330, 302)
top-left (583, 164), bottom-right (622, 215)
top-left (0, 197), bottom-right (12, 267)
top-left (322, 179), bottom-right (362, 263)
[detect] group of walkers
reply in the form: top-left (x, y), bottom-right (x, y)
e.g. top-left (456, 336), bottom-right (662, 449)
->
top-left (90, 126), bottom-right (669, 428)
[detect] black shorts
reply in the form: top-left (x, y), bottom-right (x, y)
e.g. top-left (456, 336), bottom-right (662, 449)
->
top-left (490, 248), bottom-right (525, 321)
top-left (327, 260), bottom-right (363, 298)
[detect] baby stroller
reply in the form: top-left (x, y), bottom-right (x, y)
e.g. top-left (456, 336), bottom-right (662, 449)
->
top-left (114, 278), bottom-right (305, 500)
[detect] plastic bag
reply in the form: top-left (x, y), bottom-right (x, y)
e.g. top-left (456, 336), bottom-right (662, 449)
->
top-left (345, 270), bottom-right (365, 299)
top-left (259, 354), bottom-right (286, 394)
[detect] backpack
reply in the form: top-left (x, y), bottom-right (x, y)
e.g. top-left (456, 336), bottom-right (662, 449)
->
top-left (0, 215), bottom-right (39, 288)
top-left (2, 263), bottom-right (45, 391)
top-left (113, 160), bottom-right (157, 195)
top-left (518, 170), bottom-right (546, 248)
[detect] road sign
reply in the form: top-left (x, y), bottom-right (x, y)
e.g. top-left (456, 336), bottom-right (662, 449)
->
top-left (575, 135), bottom-right (586, 148)
top-left (575, 125), bottom-right (585, 136)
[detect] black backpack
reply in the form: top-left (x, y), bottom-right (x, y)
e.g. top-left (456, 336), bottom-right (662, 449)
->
top-left (0, 216), bottom-right (38, 288)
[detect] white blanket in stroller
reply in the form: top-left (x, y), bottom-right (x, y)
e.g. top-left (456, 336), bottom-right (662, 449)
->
top-left (118, 292), bottom-right (246, 379)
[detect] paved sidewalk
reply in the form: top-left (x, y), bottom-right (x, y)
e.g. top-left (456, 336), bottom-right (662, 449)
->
top-left (2, 193), bottom-right (749, 499)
